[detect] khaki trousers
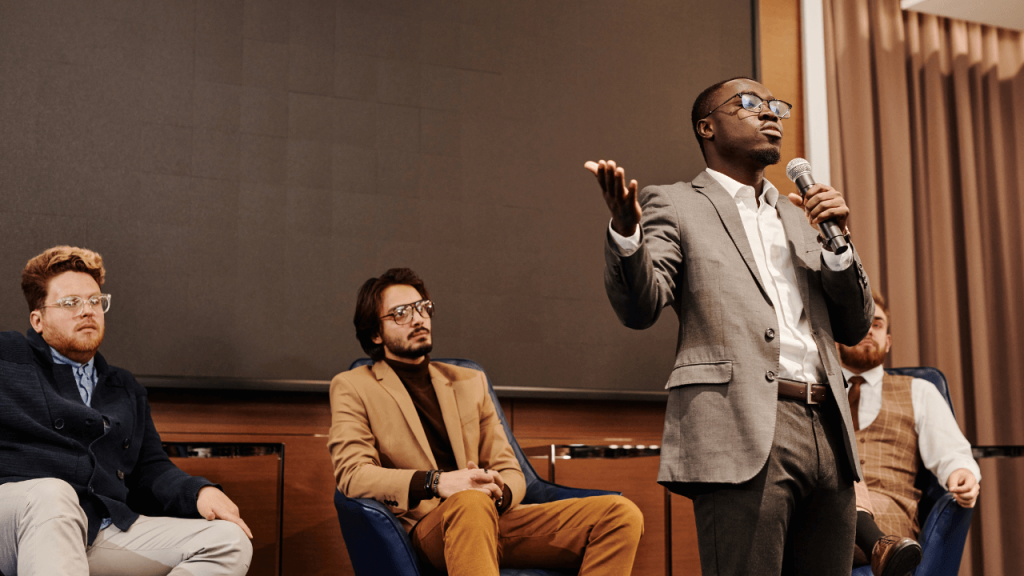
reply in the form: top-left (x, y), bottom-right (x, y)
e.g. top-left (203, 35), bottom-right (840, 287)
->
top-left (0, 478), bottom-right (252, 576)
top-left (410, 491), bottom-right (643, 576)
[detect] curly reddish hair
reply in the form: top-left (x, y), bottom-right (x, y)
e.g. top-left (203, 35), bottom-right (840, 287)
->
top-left (353, 268), bottom-right (430, 361)
top-left (21, 246), bottom-right (106, 312)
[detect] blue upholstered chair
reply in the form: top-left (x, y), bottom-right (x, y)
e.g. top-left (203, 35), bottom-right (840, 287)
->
top-left (851, 367), bottom-right (974, 576)
top-left (333, 358), bottom-right (620, 576)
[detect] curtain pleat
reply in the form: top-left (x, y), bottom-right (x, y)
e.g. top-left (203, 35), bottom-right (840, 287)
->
top-left (824, 2), bottom-right (1024, 574)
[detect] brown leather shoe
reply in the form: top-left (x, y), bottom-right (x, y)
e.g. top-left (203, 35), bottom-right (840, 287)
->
top-left (871, 535), bottom-right (923, 576)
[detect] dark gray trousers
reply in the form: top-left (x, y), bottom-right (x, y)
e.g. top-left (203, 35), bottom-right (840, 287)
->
top-left (691, 397), bottom-right (856, 576)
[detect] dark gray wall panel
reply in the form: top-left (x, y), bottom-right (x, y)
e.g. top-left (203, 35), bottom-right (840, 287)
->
top-left (0, 0), bottom-right (755, 392)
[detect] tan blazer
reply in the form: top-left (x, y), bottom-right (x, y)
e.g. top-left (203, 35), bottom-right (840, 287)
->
top-left (328, 360), bottom-right (526, 532)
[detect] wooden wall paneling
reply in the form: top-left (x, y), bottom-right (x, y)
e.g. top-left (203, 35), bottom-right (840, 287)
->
top-left (554, 456), bottom-right (666, 576)
top-left (510, 399), bottom-right (667, 441)
top-left (168, 452), bottom-right (282, 576)
top-left (148, 389), bottom-right (332, 435)
top-left (278, 434), bottom-right (352, 576)
top-left (160, 432), bottom-right (354, 576)
top-left (759, 0), bottom-right (807, 190)
top-left (670, 494), bottom-right (702, 575)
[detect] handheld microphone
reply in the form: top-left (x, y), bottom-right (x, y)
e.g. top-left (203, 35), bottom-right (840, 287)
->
top-left (785, 158), bottom-right (849, 254)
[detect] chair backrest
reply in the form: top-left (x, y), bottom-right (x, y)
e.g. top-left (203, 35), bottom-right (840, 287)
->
top-left (884, 367), bottom-right (955, 523)
top-left (347, 358), bottom-right (552, 504)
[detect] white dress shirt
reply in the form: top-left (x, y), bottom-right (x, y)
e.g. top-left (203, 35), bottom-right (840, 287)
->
top-left (842, 364), bottom-right (981, 487)
top-left (609, 168), bottom-right (854, 383)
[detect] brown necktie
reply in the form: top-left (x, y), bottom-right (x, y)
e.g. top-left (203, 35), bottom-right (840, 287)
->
top-left (847, 376), bottom-right (865, 431)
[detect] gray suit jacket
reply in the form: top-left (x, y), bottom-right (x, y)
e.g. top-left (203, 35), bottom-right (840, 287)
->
top-left (604, 170), bottom-right (873, 488)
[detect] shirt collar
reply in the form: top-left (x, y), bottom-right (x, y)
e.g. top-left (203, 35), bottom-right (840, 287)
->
top-left (49, 346), bottom-right (95, 373)
top-left (842, 363), bottom-right (885, 387)
top-left (705, 168), bottom-right (779, 207)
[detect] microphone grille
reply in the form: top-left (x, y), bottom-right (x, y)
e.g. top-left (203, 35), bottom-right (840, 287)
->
top-left (786, 158), bottom-right (812, 183)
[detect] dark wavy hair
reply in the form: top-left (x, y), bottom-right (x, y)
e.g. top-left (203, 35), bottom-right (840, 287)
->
top-left (691, 76), bottom-right (755, 158)
top-left (353, 268), bottom-right (430, 361)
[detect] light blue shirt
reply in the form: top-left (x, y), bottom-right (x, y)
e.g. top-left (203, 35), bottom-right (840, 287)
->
top-left (49, 347), bottom-right (112, 531)
top-left (49, 347), bottom-right (97, 406)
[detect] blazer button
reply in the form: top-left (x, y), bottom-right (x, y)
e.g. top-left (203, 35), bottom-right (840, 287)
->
top-left (54, 418), bottom-right (64, 430)
top-left (117, 470), bottom-right (125, 480)
top-left (765, 370), bottom-right (776, 382)
top-left (123, 439), bottom-right (131, 450)
top-left (765, 328), bottom-right (775, 341)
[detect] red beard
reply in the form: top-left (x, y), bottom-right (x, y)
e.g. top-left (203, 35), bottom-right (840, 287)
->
top-left (839, 339), bottom-right (887, 372)
top-left (49, 322), bottom-right (104, 361)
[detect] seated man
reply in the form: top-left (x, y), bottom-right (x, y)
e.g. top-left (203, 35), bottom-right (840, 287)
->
top-left (0, 246), bottom-right (253, 576)
top-left (840, 292), bottom-right (980, 576)
top-left (329, 268), bottom-right (644, 576)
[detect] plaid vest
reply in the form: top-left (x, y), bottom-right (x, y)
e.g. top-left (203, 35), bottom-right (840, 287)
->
top-left (855, 373), bottom-right (922, 538)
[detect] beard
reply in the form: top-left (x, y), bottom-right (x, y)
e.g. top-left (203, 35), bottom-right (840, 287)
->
top-left (48, 321), bottom-right (104, 362)
top-left (382, 328), bottom-right (432, 360)
top-left (749, 145), bottom-right (781, 167)
top-left (839, 339), bottom-right (887, 372)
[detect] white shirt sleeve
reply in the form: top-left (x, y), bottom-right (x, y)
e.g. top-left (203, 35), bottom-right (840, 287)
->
top-left (821, 245), bottom-right (854, 271)
top-left (608, 219), bottom-right (641, 256)
top-left (913, 378), bottom-right (982, 488)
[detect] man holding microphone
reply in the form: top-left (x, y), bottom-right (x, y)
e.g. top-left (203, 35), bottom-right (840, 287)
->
top-left (586, 77), bottom-right (874, 575)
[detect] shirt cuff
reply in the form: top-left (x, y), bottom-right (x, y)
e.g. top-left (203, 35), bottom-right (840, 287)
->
top-left (496, 484), bottom-right (513, 515)
top-left (822, 245), bottom-right (854, 271)
top-left (408, 470), bottom-right (431, 508)
top-left (608, 219), bottom-right (641, 256)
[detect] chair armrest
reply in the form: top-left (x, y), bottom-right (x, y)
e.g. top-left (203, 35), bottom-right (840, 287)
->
top-left (523, 477), bottom-right (621, 505)
top-left (334, 490), bottom-right (422, 576)
top-left (917, 492), bottom-right (973, 576)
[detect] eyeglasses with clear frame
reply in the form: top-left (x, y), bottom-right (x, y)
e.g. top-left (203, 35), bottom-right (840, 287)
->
top-left (702, 92), bottom-right (793, 120)
top-left (381, 299), bottom-right (434, 325)
top-left (39, 294), bottom-right (112, 315)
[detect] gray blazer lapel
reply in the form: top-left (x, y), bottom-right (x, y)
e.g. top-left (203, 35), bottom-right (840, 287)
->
top-left (691, 171), bottom-right (767, 297)
top-left (777, 199), bottom-right (812, 309)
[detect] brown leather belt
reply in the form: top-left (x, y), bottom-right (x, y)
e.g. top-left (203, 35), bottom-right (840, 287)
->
top-left (777, 378), bottom-right (828, 405)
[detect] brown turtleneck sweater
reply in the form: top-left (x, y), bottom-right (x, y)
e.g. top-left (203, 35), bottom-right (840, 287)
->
top-left (385, 358), bottom-right (512, 512)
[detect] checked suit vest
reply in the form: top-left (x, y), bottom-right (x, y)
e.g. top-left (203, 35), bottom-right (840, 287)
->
top-left (855, 373), bottom-right (922, 538)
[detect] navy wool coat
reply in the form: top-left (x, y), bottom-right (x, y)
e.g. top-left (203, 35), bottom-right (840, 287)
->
top-left (0, 329), bottom-right (215, 544)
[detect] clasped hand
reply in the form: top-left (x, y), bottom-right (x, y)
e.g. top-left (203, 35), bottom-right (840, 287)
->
top-left (437, 461), bottom-right (504, 501)
top-left (946, 468), bottom-right (980, 508)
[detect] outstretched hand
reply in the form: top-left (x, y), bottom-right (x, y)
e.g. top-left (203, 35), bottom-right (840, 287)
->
top-left (946, 468), bottom-right (980, 508)
top-left (197, 486), bottom-right (253, 538)
top-left (585, 160), bottom-right (641, 237)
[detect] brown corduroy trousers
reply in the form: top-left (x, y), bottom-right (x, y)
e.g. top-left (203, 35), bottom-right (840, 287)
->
top-left (410, 491), bottom-right (644, 576)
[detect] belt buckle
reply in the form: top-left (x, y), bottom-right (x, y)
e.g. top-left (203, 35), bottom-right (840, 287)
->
top-left (805, 382), bottom-right (819, 405)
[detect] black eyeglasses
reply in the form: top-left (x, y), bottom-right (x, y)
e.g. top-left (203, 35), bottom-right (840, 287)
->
top-left (381, 300), bottom-right (434, 325)
top-left (703, 92), bottom-right (792, 120)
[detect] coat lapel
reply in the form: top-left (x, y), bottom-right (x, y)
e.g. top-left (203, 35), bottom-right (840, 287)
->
top-left (776, 199), bottom-right (812, 316)
top-left (691, 171), bottom-right (767, 297)
top-left (372, 362), bottom-right (435, 466)
top-left (429, 365), bottom-right (467, 468)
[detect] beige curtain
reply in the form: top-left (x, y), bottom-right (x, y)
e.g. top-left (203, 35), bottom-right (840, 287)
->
top-left (823, 0), bottom-right (1024, 574)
